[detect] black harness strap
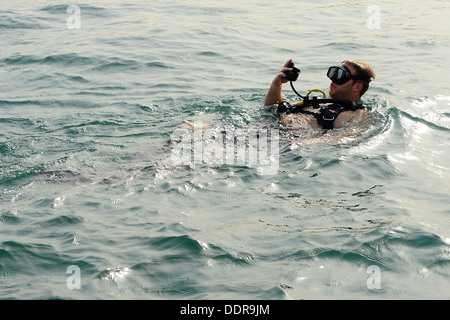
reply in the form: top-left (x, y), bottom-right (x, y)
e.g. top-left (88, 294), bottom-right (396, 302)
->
top-left (277, 99), bottom-right (365, 129)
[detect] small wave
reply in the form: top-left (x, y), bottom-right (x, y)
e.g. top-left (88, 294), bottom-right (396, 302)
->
top-left (90, 59), bottom-right (171, 73)
top-left (0, 99), bottom-right (44, 107)
top-left (0, 98), bottom-right (104, 110)
top-left (400, 110), bottom-right (450, 132)
top-left (0, 241), bottom-right (65, 274)
top-left (401, 96), bottom-right (450, 131)
top-left (39, 4), bottom-right (111, 17)
top-left (91, 60), bottom-right (140, 72)
top-left (196, 51), bottom-right (225, 57)
top-left (145, 61), bottom-right (173, 69)
top-left (0, 12), bottom-right (50, 30)
top-left (146, 235), bottom-right (206, 256)
top-left (0, 211), bottom-right (21, 225)
top-left (57, 73), bottom-right (90, 84)
top-left (40, 215), bottom-right (84, 228)
top-left (2, 53), bottom-right (100, 67)
top-left (35, 169), bottom-right (92, 184)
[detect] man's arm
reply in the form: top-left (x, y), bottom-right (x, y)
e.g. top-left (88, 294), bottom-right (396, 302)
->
top-left (333, 109), bottom-right (368, 129)
top-left (264, 59), bottom-right (293, 106)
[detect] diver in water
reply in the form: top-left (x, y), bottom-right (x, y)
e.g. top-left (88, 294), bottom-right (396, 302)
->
top-left (265, 59), bottom-right (376, 130)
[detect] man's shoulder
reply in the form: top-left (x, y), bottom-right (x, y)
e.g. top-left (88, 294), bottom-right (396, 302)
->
top-left (334, 108), bottom-right (367, 128)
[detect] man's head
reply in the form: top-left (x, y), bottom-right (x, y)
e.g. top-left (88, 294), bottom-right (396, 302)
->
top-left (328, 60), bottom-right (375, 103)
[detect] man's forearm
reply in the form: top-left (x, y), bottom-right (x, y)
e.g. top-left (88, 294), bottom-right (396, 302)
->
top-left (265, 59), bottom-right (292, 106)
top-left (264, 79), bottom-right (283, 106)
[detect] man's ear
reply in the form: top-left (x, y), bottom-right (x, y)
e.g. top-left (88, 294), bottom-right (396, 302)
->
top-left (353, 81), bottom-right (363, 94)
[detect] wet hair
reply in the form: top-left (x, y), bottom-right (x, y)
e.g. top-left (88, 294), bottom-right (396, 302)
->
top-left (341, 60), bottom-right (375, 97)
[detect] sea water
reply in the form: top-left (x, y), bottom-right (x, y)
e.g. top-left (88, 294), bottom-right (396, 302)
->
top-left (1, 0), bottom-right (450, 300)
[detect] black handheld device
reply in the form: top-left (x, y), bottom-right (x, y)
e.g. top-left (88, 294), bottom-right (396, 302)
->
top-left (285, 62), bottom-right (300, 81)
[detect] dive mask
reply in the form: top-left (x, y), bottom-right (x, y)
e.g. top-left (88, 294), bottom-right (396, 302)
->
top-left (327, 65), bottom-right (370, 85)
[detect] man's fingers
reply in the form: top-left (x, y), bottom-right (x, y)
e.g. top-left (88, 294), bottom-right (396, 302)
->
top-left (278, 71), bottom-right (289, 83)
top-left (283, 59), bottom-right (293, 68)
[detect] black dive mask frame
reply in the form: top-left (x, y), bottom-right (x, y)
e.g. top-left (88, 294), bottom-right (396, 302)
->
top-left (327, 65), bottom-right (370, 85)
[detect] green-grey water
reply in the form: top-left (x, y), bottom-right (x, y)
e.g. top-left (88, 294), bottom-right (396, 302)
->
top-left (1, 0), bottom-right (450, 300)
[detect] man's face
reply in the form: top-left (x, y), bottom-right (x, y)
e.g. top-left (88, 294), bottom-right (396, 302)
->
top-left (328, 63), bottom-right (359, 101)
